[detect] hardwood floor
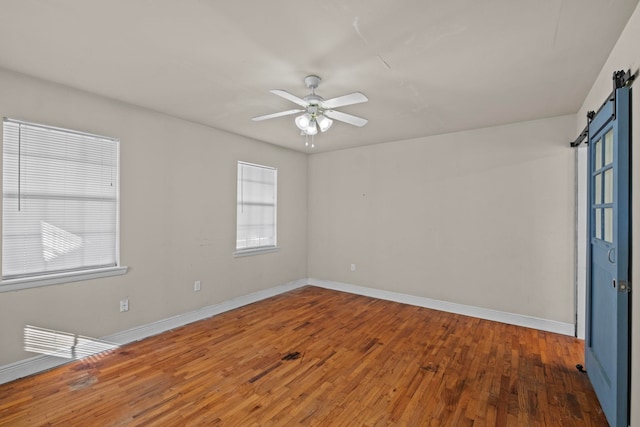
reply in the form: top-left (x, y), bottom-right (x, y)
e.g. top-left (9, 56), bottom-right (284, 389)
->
top-left (0, 286), bottom-right (607, 426)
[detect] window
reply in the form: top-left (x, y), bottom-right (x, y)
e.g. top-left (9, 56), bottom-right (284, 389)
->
top-left (2, 118), bottom-right (126, 291)
top-left (235, 161), bottom-right (277, 255)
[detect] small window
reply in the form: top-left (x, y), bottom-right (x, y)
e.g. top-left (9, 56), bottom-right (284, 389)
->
top-left (2, 118), bottom-right (125, 290)
top-left (235, 161), bottom-right (277, 255)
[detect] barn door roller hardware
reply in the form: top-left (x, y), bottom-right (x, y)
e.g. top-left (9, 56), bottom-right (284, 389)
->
top-left (570, 69), bottom-right (635, 147)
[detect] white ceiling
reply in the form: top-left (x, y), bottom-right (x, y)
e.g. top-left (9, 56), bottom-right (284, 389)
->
top-left (0, 0), bottom-right (638, 153)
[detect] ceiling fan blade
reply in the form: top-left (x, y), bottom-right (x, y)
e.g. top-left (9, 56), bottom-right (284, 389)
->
top-left (321, 92), bottom-right (368, 109)
top-left (324, 110), bottom-right (368, 127)
top-left (252, 109), bottom-right (304, 121)
top-left (270, 89), bottom-right (308, 107)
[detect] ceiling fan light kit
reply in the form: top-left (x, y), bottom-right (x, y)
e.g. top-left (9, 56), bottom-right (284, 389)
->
top-left (252, 75), bottom-right (368, 147)
top-left (316, 114), bottom-right (333, 132)
top-left (294, 105), bottom-right (332, 135)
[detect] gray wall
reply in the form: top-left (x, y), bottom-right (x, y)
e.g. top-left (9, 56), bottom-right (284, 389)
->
top-left (0, 69), bottom-right (308, 365)
top-left (308, 115), bottom-right (576, 323)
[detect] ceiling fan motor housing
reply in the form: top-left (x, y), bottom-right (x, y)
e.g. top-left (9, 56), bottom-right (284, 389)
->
top-left (304, 95), bottom-right (324, 106)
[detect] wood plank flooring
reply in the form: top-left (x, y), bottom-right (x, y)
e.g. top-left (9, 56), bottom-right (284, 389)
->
top-left (0, 286), bottom-right (607, 426)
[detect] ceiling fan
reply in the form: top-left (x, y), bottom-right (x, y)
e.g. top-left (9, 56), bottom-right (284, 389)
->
top-left (252, 75), bottom-right (368, 136)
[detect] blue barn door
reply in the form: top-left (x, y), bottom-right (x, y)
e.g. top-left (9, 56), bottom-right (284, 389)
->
top-left (585, 86), bottom-right (631, 427)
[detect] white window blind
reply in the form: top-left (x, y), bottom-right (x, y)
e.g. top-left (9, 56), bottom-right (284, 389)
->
top-left (236, 161), bottom-right (277, 252)
top-left (2, 118), bottom-right (120, 281)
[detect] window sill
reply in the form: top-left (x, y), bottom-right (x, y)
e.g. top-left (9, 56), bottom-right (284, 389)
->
top-left (233, 246), bottom-right (280, 258)
top-left (0, 266), bottom-right (129, 293)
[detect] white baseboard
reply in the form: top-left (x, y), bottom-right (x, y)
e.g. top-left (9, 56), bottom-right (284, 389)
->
top-left (102, 279), bottom-right (307, 345)
top-left (308, 278), bottom-right (575, 336)
top-left (0, 279), bottom-right (307, 385)
top-left (0, 277), bottom-right (575, 385)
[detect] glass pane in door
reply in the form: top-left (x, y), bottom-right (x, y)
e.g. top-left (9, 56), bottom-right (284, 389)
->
top-left (595, 208), bottom-right (602, 240)
top-left (604, 169), bottom-right (613, 204)
top-left (595, 138), bottom-right (602, 169)
top-left (604, 130), bottom-right (614, 166)
top-left (595, 173), bottom-right (602, 204)
top-left (604, 208), bottom-right (613, 243)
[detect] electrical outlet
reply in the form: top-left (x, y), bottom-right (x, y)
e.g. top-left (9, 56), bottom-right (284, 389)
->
top-left (119, 299), bottom-right (129, 312)
top-left (351, 264), bottom-right (356, 272)
top-left (194, 280), bottom-right (201, 292)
